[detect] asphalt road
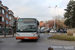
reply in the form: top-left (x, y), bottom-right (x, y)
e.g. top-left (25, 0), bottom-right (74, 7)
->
top-left (0, 33), bottom-right (75, 50)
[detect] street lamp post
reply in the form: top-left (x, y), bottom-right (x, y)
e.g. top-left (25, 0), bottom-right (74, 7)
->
top-left (48, 5), bottom-right (57, 34)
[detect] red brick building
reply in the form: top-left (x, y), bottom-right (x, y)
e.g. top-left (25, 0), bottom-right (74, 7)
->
top-left (0, 0), bottom-right (15, 29)
top-left (39, 21), bottom-right (54, 29)
top-left (39, 21), bottom-right (44, 27)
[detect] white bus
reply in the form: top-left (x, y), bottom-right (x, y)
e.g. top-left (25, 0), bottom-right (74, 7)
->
top-left (16, 18), bottom-right (40, 41)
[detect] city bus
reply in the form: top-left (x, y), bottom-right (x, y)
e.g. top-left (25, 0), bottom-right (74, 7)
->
top-left (16, 18), bottom-right (40, 41)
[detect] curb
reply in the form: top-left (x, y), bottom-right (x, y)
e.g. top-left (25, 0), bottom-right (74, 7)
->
top-left (0, 36), bottom-right (16, 38)
top-left (0, 34), bottom-right (16, 38)
top-left (0, 35), bottom-right (16, 38)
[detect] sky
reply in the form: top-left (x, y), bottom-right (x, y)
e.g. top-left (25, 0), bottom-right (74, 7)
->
top-left (2, 0), bottom-right (70, 21)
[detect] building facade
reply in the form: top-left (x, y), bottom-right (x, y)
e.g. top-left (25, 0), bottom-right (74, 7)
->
top-left (0, 0), bottom-right (15, 32)
top-left (39, 21), bottom-right (44, 27)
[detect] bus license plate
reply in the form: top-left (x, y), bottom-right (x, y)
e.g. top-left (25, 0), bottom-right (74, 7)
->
top-left (24, 38), bottom-right (29, 39)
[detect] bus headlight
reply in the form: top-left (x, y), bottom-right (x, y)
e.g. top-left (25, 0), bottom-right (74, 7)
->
top-left (16, 33), bottom-right (19, 36)
top-left (34, 33), bottom-right (37, 36)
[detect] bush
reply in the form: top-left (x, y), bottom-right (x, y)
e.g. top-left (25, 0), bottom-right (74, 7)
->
top-left (67, 29), bottom-right (75, 36)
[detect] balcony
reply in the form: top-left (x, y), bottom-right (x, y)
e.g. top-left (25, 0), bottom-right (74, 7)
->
top-left (0, 21), bottom-right (5, 25)
top-left (9, 11), bottom-right (14, 15)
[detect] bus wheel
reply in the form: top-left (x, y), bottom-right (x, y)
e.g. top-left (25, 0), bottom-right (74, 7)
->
top-left (21, 39), bottom-right (24, 41)
top-left (35, 39), bottom-right (38, 41)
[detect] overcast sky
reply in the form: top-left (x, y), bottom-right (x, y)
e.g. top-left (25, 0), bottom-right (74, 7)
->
top-left (2, 0), bottom-right (70, 21)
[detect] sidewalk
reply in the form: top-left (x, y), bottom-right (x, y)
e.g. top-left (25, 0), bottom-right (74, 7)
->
top-left (0, 34), bottom-right (16, 38)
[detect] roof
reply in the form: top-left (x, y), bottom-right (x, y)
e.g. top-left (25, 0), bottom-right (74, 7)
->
top-left (8, 10), bottom-right (14, 13)
top-left (9, 10), bottom-right (11, 11)
top-left (15, 17), bottom-right (18, 19)
top-left (3, 6), bottom-right (8, 9)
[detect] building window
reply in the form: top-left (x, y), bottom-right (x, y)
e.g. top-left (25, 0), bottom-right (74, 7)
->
top-left (2, 17), bottom-right (4, 21)
top-left (0, 9), bottom-right (1, 13)
top-left (9, 21), bottom-right (10, 25)
top-left (9, 11), bottom-right (11, 14)
top-left (9, 21), bottom-right (11, 25)
top-left (6, 8), bottom-right (8, 12)
top-left (2, 9), bottom-right (4, 14)
top-left (9, 16), bottom-right (11, 20)
top-left (6, 14), bottom-right (8, 18)
top-left (6, 26), bottom-right (8, 28)
top-left (2, 17), bottom-right (4, 22)
top-left (6, 20), bottom-right (8, 24)
top-left (9, 11), bottom-right (13, 15)
top-left (0, 16), bottom-right (2, 22)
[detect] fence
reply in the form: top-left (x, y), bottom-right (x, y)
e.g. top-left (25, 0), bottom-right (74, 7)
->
top-left (0, 28), bottom-right (9, 35)
top-left (0, 28), bottom-right (15, 37)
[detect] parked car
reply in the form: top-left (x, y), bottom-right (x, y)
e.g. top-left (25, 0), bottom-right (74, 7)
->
top-left (44, 28), bottom-right (50, 33)
top-left (0, 33), bottom-right (2, 35)
top-left (40, 29), bottom-right (45, 33)
top-left (50, 29), bottom-right (56, 33)
top-left (57, 29), bottom-right (60, 33)
top-left (63, 29), bottom-right (67, 33)
top-left (60, 29), bottom-right (63, 33)
top-left (40, 27), bottom-right (46, 33)
top-left (58, 29), bottom-right (67, 33)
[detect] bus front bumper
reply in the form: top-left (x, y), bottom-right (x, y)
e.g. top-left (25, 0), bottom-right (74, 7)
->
top-left (16, 37), bottom-right (38, 40)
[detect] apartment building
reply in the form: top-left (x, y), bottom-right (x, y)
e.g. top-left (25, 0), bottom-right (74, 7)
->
top-left (0, 0), bottom-right (15, 30)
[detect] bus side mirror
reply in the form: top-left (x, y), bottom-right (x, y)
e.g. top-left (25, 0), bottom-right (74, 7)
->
top-left (37, 22), bottom-right (39, 25)
top-left (37, 21), bottom-right (39, 25)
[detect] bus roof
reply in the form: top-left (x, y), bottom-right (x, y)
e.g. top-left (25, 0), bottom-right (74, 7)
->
top-left (18, 18), bottom-right (36, 19)
top-left (18, 18), bottom-right (39, 21)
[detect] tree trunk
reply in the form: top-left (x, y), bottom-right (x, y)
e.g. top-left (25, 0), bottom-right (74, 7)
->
top-left (12, 30), bottom-right (14, 37)
top-left (13, 33), bottom-right (14, 37)
top-left (4, 31), bottom-right (6, 37)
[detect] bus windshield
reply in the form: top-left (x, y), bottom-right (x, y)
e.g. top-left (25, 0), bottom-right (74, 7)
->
top-left (17, 22), bottom-right (37, 32)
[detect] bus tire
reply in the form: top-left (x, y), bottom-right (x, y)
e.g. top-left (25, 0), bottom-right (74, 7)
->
top-left (21, 39), bottom-right (24, 41)
top-left (35, 39), bottom-right (38, 41)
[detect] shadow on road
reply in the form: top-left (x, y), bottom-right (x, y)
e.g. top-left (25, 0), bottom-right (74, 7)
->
top-left (18, 40), bottom-right (38, 43)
